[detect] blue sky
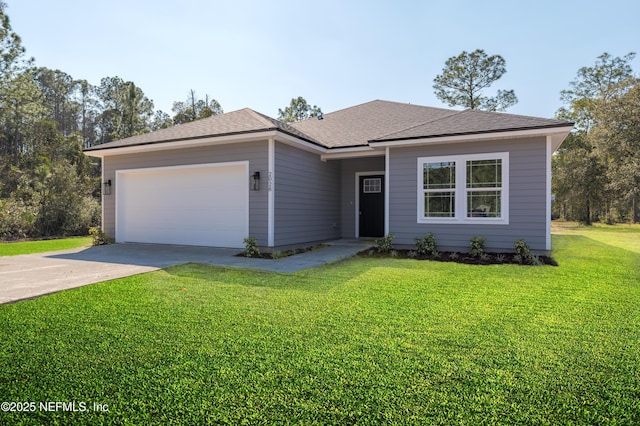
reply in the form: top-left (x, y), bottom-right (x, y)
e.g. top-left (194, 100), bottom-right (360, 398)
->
top-left (8, 0), bottom-right (640, 119)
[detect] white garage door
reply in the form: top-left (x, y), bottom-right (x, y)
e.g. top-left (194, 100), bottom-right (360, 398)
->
top-left (116, 162), bottom-right (248, 248)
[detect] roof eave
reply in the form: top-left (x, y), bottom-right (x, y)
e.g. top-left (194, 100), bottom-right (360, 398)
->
top-left (84, 128), bottom-right (327, 158)
top-left (368, 125), bottom-right (575, 148)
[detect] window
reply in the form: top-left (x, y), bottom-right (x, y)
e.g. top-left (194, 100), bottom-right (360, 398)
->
top-left (423, 161), bottom-right (455, 217)
top-left (417, 153), bottom-right (508, 224)
top-left (363, 178), bottom-right (382, 193)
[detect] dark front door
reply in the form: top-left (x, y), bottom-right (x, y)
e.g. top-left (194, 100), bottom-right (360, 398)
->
top-left (359, 175), bottom-right (385, 237)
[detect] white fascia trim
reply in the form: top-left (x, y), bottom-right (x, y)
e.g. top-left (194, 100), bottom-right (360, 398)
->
top-left (355, 170), bottom-right (385, 238)
top-left (546, 136), bottom-right (553, 251)
top-left (84, 131), bottom-right (280, 158)
top-left (371, 126), bottom-right (575, 148)
top-left (274, 132), bottom-right (328, 155)
top-left (85, 130), bottom-right (331, 158)
top-left (321, 148), bottom-right (383, 161)
top-left (267, 138), bottom-right (275, 247)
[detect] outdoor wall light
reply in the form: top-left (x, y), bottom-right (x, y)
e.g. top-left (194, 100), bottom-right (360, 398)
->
top-left (103, 179), bottom-right (112, 195)
top-left (251, 171), bottom-right (260, 191)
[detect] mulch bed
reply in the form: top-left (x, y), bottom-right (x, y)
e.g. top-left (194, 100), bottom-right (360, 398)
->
top-left (359, 249), bottom-right (558, 266)
top-left (235, 244), bottom-right (328, 259)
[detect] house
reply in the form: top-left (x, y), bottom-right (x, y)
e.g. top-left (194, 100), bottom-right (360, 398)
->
top-left (84, 100), bottom-right (573, 252)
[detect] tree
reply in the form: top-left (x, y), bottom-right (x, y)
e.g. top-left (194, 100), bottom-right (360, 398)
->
top-left (0, 0), bottom-right (34, 166)
top-left (590, 79), bottom-right (640, 222)
top-left (558, 52), bottom-right (636, 132)
top-left (553, 52), bottom-right (636, 224)
top-left (277, 96), bottom-right (322, 123)
top-left (172, 90), bottom-right (223, 125)
top-left (95, 76), bottom-right (154, 143)
top-left (433, 49), bottom-right (518, 111)
top-left (76, 79), bottom-right (100, 148)
top-left (151, 110), bottom-right (172, 130)
top-left (0, 1), bottom-right (27, 79)
top-left (33, 67), bottom-right (81, 136)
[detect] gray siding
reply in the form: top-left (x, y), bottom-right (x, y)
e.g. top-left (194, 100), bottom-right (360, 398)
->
top-left (274, 142), bottom-right (341, 246)
top-left (339, 156), bottom-right (386, 238)
top-left (389, 137), bottom-right (548, 251)
top-left (102, 140), bottom-right (269, 244)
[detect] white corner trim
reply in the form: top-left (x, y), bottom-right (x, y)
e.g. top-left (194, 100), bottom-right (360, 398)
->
top-left (355, 170), bottom-right (385, 238)
top-left (101, 157), bottom-right (106, 232)
top-left (385, 147), bottom-right (390, 235)
top-left (546, 136), bottom-right (553, 251)
top-left (267, 138), bottom-right (275, 247)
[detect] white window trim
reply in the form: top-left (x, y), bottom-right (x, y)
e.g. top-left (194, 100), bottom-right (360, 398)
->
top-left (417, 152), bottom-right (509, 225)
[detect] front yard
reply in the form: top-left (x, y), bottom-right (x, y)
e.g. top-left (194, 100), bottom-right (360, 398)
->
top-left (0, 237), bottom-right (91, 257)
top-left (0, 224), bottom-right (638, 424)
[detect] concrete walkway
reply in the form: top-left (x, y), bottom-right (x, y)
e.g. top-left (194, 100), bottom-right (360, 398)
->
top-left (0, 239), bottom-right (373, 304)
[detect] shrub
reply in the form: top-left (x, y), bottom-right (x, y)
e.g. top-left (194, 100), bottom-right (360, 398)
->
top-left (270, 251), bottom-right (283, 260)
top-left (513, 239), bottom-right (532, 259)
top-left (89, 227), bottom-right (113, 246)
top-left (530, 255), bottom-right (543, 266)
top-left (0, 198), bottom-right (37, 239)
top-left (243, 237), bottom-right (261, 258)
top-left (415, 232), bottom-right (437, 256)
top-left (375, 233), bottom-right (395, 254)
top-left (469, 236), bottom-right (487, 257)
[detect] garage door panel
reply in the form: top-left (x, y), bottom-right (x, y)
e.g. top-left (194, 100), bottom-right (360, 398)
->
top-left (116, 163), bottom-right (248, 248)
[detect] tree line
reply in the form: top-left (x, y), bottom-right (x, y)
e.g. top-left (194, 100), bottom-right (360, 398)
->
top-left (553, 53), bottom-right (639, 224)
top-left (0, 2), bottom-right (227, 239)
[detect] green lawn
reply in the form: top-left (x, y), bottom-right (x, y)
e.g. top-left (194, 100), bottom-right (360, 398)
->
top-left (0, 237), bottom-right (92, 257)
top-left (1, 225), bottom-right (639, 425)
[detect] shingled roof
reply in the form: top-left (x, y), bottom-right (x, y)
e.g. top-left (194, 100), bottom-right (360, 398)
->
top-left (84, 108), bottom-right (322, 152)
top-left (291, 100), bottom-right (458, 148)
top-left (371, 107), bottom-right (570, 142)
top-left (85, 100), bottom-right (572, 153)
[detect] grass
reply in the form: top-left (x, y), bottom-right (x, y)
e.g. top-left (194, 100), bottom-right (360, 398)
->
top-left (0, 237), bottom-right (92, 257)
top-left (1, 225), bottom-right (639, 424)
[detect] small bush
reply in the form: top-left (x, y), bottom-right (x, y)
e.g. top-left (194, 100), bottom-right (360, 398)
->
top-left (89, 227), bottom-right (113, 246)
top-left (415, 232), bottom-right (437, 256)
top-left (449, 252), bottom-right (459, 260)
top-left (375, 233), bottom-right (395, 253)
top-left (513, 239), bottom-right (532, 259)
top-left (407, 250), bottom-right (417, 259)
top-left (530, 255), bottom-right (543, 266)
top-left (243, 237), bottom-right (261, 258)
top-left (270, 251), bottom-right (283, 260)
top-left (469, 236), bottom-right (487, 257)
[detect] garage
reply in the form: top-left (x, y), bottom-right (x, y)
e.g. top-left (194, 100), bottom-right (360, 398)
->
top-left (115, 162), bottom-right (249, 248)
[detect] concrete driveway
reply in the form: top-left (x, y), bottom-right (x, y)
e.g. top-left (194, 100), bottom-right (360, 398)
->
top-left (0, 240), bottom-right (372, 304)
